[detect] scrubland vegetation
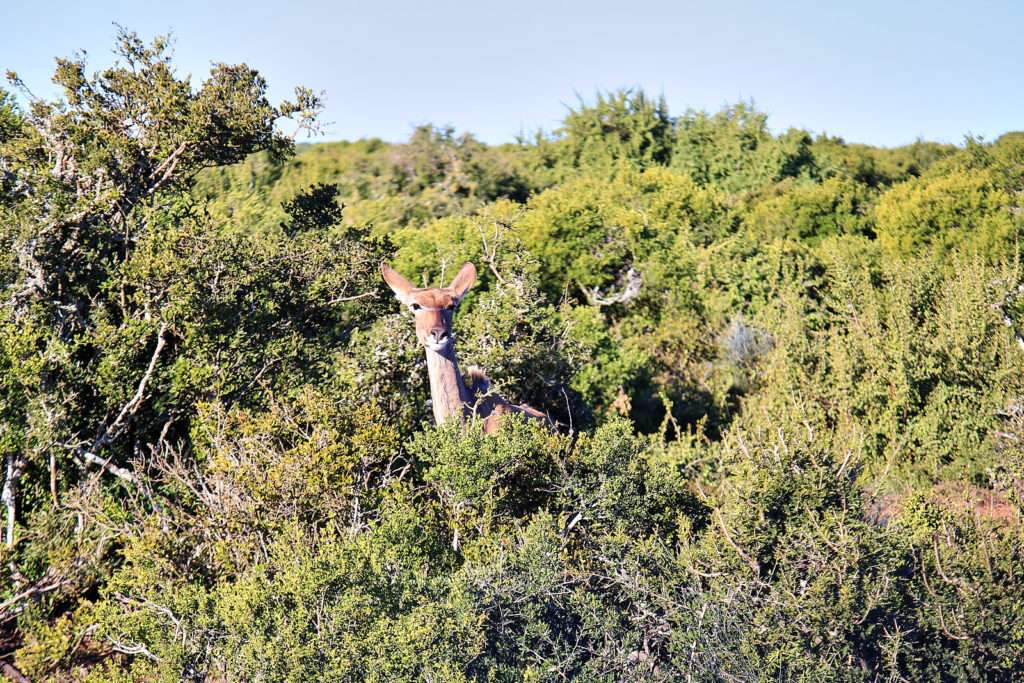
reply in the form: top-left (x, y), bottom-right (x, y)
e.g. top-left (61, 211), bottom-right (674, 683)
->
top-left (1, 31), bottom-right (1023, 681)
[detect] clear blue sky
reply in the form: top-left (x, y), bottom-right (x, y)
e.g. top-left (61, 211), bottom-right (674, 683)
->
top-left (4, 0), bottom-right (1022, 148)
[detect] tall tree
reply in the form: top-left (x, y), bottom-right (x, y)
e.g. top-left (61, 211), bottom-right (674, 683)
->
top-left (0, 28), bottom-right (389, 646)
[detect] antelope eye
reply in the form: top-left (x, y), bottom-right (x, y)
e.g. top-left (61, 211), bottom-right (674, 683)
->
top-left (410, 303), bottom-right (421, 311)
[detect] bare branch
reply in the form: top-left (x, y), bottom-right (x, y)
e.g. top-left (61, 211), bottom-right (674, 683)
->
top-left (0, 660), bottom-right (31, 683)
top-left (0, 569), bottom-right (81, 624)
top-left (714, 508), bottom-right (760, 575)
top-left (76, 451), bottom-right (141, 487)
top-left (1002, 315), bottom-right (1024, 351)
top-left (2, 451), bottom-right (26, 549)
top-left (326, 291), bottom-right (375, 305)
top-left (97, 322), bottom-right (168, 448)
top-left (464, 208), bottom-right (525, 285)
top-left (581, 267), bottom-right (642, 307)
top-left (105, 637), bottom-right (164, 662)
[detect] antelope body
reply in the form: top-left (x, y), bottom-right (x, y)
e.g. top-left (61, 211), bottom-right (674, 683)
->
top-left (381, 262), bottom-right (549, 434)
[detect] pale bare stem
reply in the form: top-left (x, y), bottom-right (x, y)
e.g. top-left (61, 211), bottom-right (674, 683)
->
top-left (75, 451), bottom-right (142, 488)
top-left (990, 281), bottom-right (1024, 350)
top-left (437, 250), bottom-right (457, 285)
top-left (2, 450), bottom-right (26, 550)
top-left (714, 508), bottom-right (760, 575)
top-left (933, 537), bottom-right (974, 596)
top-left (0, 660), bottom-right (32, 683)
top-left (804, 505), bottom-right (841, 554)
top-left (105, 636), bottom-right (164, 662)
top-left (733, 430), bottom-right (751, 459)
top-left (389, 455), bottom-right (415, 485)
top-left (581, 267), bottom-right (643, 307)
top-left (147, 141), bottom-right (188, 184)
top-left (561, 388), bottom-right (574, 434)
top-left (284, 89), bottom-right (327, 139)
top-left (936, 603), bottom-right (969, 641)
top-left (104, 142), bottom-right (188, 228)
top-left (97, 321), bottom-right (168, 449)
top-left (836, 433), bottom-right (862, 479)
top-left (466, 211), bottom-right (522, 285)
top-left (326, 291), bottom-right (375, 305)
top-left (115, 592), bottom-right (183, 637)
top-left (59, 323), bottom-right (169, 511)
top-left (0, 565), bottom-right (83, 624)
top-left (49, 452), bottom-right (58, 505)
top-left (919, 554), bottom-right (969, 641)
top-left (1002, 314), bottom-right (1024, 351)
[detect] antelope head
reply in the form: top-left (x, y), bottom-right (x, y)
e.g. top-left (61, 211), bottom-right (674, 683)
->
top-left (381, 262), bottom-right (477, 352)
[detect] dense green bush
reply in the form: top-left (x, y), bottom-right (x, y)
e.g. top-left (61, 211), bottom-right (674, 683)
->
top-left (3, 35), bottom-right (1024, 682)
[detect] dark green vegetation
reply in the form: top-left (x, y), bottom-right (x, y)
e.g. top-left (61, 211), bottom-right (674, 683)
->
top-left (2, 33), bottom-right (1024, 682)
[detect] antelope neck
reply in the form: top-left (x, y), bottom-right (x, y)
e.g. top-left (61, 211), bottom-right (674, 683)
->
top-left (424, 342), bottom-right (471, 425)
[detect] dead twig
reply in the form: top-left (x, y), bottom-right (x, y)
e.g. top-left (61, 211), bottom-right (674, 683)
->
top-left (0, 660), bottom-right (31, 683)
top-left (581, 267), bottom-right (642, 307)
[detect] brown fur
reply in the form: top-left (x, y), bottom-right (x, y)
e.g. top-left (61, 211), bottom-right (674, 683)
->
top-left (465, 365), bottom-right (490, 394)
top-left (381, 262), bottom-right (551, 434)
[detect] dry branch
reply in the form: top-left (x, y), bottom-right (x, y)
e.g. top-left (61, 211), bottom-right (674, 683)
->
top-left (582, 267), bottom-right (642, 307)
top-left (0, 661), bottom-right (31, 683)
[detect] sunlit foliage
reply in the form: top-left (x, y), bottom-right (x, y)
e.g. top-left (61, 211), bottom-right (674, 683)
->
top-left (2, 34), bottom-right (1024, 682)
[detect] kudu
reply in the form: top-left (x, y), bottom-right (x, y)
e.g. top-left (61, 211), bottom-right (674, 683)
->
top-left (380, 261), bottom-right (550, 434)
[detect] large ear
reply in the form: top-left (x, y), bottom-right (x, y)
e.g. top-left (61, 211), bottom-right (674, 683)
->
top-left (447, 262), bottom-right (477, 302)
top-left (380, 262), bottom-right (414, 304)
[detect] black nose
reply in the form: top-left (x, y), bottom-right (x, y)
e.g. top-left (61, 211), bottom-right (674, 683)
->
top-left (430, 326), bottom-right (449, 343)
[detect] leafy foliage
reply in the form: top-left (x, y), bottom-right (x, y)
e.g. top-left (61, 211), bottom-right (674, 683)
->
top-left (3, 37), bottom-right (1024, 683)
